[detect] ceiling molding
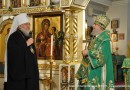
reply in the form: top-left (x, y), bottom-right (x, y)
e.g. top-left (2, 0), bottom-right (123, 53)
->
top-left (112, 0), bottom-right (128, 6)
top-left (86, 1), bottom-right (110, 16)
top-left (91, 0), bottom-right (112, 6)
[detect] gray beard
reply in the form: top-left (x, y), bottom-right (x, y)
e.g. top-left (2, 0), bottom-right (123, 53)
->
top-left (20, 28), bottom-right (30, 37)
top-left (91, 28), bottom-right (102, 36)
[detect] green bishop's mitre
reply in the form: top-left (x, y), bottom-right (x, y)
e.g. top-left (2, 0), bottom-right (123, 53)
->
top-left (94, 14), bottom-right (110, 29)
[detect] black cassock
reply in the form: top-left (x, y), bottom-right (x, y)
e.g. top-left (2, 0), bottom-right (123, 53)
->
top-left (4, 29), bottom-right (39, 90)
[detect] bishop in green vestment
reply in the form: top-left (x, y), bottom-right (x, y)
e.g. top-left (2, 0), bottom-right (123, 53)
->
top-left (75, 15), bottom-right (114, 90)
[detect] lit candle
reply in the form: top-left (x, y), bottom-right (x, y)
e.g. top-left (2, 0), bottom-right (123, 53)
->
top-left (50, 35), bottom-right (53, 56)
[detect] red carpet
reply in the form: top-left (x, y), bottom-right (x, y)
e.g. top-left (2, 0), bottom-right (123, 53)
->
top-left (115, 81), bottom-right (125, 90)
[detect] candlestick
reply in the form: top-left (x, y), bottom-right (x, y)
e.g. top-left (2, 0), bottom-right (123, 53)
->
top-left (50, 35), bottom-right (53, 57)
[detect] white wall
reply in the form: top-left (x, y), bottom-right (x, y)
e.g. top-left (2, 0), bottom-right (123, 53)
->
top-left (85, 0), bottom-right (129, 55)
top-left (127, 1), bottom-right (130, 43)
top-left (107, 1), bottom-right (128, 55)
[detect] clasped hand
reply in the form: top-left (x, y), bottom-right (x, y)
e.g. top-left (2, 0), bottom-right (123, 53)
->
top-left (26, 38), bottom-right (34, 46)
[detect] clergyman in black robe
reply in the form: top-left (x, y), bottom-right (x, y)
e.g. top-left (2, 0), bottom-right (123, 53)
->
top-left (4, 13), bottom-right (39, 90)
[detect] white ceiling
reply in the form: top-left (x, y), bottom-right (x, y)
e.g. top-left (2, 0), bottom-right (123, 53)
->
top-left (90, 0), bottom-right (127, 6)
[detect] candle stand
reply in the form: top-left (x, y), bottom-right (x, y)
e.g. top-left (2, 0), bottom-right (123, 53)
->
top-left (48, 56), bottom-right (54, 90)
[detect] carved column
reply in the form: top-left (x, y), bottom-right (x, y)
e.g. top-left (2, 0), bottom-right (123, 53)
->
top-left (64, 9), bottom-right (71, 63)
top-left (72, 12), bottom-right (78, 62)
